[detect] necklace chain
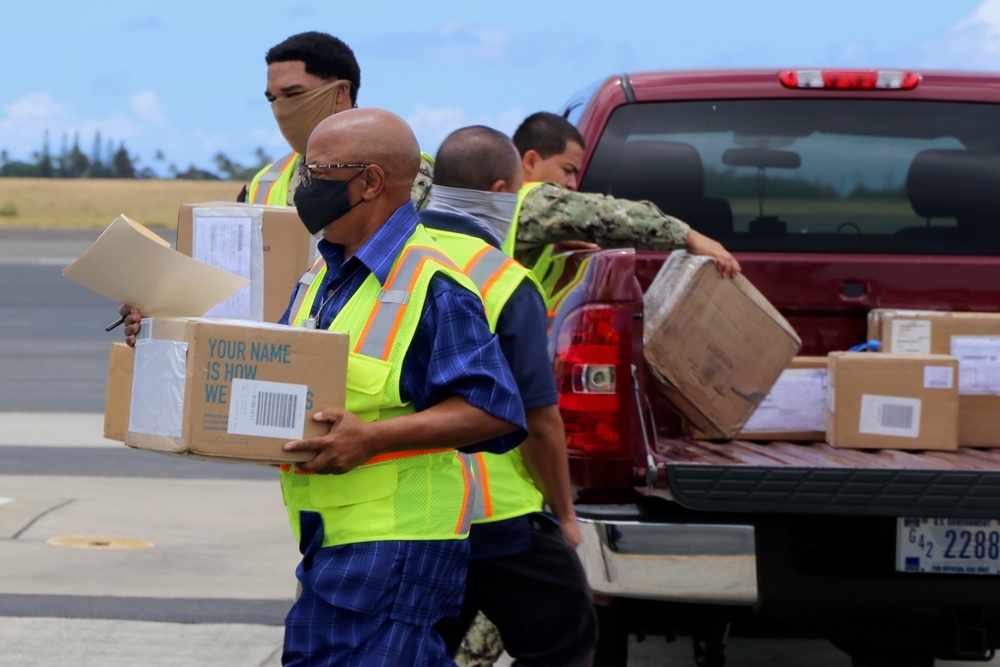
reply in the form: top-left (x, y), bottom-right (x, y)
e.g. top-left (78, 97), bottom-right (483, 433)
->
top-left (314, 262), bottom-right (364, 323)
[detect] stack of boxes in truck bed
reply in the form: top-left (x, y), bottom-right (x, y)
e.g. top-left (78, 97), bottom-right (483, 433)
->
top-left (103, 202), bottom-right (344, 464)
top-left (642, 254), bottom-right (985, 451)
top-left (868, 309), bottom-right (1000, 448)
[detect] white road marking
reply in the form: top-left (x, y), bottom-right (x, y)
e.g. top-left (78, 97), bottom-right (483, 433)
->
top-left (0, 413), bottom-right (119, 447)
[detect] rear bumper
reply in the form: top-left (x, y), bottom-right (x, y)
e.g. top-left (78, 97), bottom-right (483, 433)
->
top-left (576, 505), bottom-right (757, 605)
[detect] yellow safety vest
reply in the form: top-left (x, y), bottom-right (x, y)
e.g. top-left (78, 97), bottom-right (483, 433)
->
top-left (428, 227), bottom-right (545, 524)
top-left (502, 181), bottom-right (555, 283)
top-left (247, 152), bottom-right (299, 205)
top-left (502, 182), bottom-right (597, 328)
top-left (279, 226), bottom-right (480, 547)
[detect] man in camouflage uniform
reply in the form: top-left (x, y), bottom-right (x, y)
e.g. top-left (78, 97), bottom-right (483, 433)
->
top-left (239, 31), bottom-right (433, 209)
top-left (512, 111), bottom-right (740, 278)
top-left (454, 112), bottom-right (743, 666)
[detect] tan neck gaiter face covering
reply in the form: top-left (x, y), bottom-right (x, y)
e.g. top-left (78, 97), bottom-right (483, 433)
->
top-left (271, 80), bottom-right (343, 155)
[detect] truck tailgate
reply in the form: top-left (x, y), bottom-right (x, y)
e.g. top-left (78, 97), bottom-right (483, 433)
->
top-left (658, 437), bottom-right (1000, 518)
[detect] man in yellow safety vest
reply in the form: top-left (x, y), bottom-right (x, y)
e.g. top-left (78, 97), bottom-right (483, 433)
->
top-left (240, 31), bottom-right (433, 210)
top-left (419, 125), bottom-right (597, 666)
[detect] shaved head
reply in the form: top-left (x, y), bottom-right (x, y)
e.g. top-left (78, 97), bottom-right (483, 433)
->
top-left (308, 108), bottom-right (420, 200)
top-left (303, 108), bottom-right (421, 253)
top-left (434, 125), bottom-right (522, 192)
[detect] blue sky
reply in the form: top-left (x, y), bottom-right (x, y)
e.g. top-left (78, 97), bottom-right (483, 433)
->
top-left (3, 0), bottom-right (998, 176)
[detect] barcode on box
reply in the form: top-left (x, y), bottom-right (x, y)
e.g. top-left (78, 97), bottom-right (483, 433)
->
top-left (256, 391), bottom-right (298, 429)
top-left (859, 394), bottom-right (921, 439)
top-left (228, 379), bottom-right (307, 440)
top-left (881, 403), bottom-right (913, 429)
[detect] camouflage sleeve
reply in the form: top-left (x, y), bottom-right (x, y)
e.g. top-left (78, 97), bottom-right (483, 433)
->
top-left (410, 152), bottom-right (434, 210)
top-left (454, 611), bottom-right (506, 667)
top-left (516, 182), bottom-right (691, 252)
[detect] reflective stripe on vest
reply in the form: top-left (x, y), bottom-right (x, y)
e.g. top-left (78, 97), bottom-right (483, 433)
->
top-left (426, 227), bottom-right (546, 523)
top-left (279, 228), bottom-right (480, 547)
top-left (501, 181), bottom-right (554, 282)
top-left (429, 229), bottom-right (539, 330)
top-left (248, 152), bottom-right (299, 205)
top-left (357, 242), bottom-right (457, 360)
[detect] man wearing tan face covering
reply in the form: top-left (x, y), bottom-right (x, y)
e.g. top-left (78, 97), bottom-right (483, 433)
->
top-left (239, 31), bottom-right (434, 209)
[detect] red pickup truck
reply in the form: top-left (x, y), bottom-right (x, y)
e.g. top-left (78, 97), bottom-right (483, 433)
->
top-left (550, 68), bottom-right (1000, 667)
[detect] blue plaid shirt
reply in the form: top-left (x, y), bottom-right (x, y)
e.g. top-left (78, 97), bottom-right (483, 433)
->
top-left (279, 203), bottom-right (526, 651)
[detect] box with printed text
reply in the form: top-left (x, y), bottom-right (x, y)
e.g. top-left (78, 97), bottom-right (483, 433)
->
top-left (104, 317), bottom-right (347, 464)
top-left (826, 352), bottom-right (959, 451)
top-left (176, 202), bottom-right (316, 324)
top-left (643, 252), bottom-right (802, 439)
top-left (868, 308), bottom-right (1000, 447)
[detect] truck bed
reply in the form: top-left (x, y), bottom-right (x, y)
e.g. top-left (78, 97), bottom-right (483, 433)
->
top-left (657, 437), bottom-right (1000, 518)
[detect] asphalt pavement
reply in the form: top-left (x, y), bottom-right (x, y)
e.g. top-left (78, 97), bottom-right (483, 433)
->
top-left (0, 229), bottom-right (291, 667)
top-left (0, 413), bottom-right (292, 667)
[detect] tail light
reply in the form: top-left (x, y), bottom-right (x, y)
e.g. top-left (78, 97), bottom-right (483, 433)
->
top-left (779, 69), bottom-right (920, 90)
top-left (553, 303), bottom-right (633, 456)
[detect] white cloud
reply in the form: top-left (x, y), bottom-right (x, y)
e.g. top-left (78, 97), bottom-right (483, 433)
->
top-left (953, 0), bottom-right (1000, 53)
top-left (430, 21), bottom-right (512, 63)
top-left (0, 92), bottom-right (146, 159)
top-left (361, 22), bottom-right (517, 65)
top-left (2, 92), bottom-right (70, 126)
top-left (129, 91), bottom-right (168, 127)
top-left (0, 93), bottom-right (72, 156)
top-left (920, 0), bottom-right (1000, 68)
top-left (250, 126), bottom-right (288, 157)
top-left (405, 103), bottom-right (526, 156)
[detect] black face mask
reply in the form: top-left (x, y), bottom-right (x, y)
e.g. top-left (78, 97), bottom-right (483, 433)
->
top-left (293, 171), bottom-right (364, 236)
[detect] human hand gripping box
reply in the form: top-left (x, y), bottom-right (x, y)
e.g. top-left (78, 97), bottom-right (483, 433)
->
top-left (104, 318), bottom-right (347, 464)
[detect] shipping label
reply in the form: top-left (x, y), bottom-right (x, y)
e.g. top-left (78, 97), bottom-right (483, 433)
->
top-left (743, 369), bottom-right (827, 433)
top-left (859, 394), bottom-right (921, 439)
top-left (890, 319), bottom-right (932, 354)
top-left (923, 366), bottom-right (954, 390)
top-left (193, 215), bottom-right (253, 319)
top-left (227, 378), bottom-right (307, 440)
top-left (950, 336), bottom-right (1000, 395)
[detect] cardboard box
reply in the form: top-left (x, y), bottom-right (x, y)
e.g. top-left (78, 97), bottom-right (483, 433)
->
top-left (687, 356), bottom-right (828, 441)
top-left (643, 252), bottom-right (802, 439)
top-left (105, 317), bottom-right (348, 464)
top-left (176, 202), bottom-right (316, 324)
top-left (104, 342), bottom-right (134, 443)
top-left (868, 309), bottom-right (1000, 447)
top-left (826, 352), bottom-right (959, 451)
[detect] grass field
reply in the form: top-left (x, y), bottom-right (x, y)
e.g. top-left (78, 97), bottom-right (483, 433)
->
top-left (0, 178), bottom-right (244, 229)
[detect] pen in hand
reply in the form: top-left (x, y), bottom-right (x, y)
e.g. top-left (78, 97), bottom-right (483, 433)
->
top-left (105, 315), bottom-right (127, 332)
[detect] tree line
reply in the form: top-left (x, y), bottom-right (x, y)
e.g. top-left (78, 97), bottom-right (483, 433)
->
top-left (0, 130), bottom-right (272, 182)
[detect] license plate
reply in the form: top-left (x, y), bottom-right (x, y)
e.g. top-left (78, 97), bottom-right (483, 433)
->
top-left (896, 517), bottom-right (1000, 575)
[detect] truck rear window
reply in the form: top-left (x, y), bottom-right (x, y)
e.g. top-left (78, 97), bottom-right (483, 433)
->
top-left (580, 99), bottom-right (1000, 255)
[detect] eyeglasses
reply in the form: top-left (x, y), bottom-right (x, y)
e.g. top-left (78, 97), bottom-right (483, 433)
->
top-left (298, 162), bottom-right (369, 187)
